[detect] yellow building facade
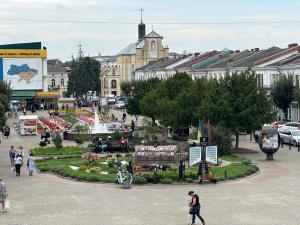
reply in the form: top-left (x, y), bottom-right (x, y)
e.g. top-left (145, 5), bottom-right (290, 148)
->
top-left (99, 21), bottom-right (169, 96)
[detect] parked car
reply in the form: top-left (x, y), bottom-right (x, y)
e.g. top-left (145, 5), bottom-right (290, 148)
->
top-left (278, 122), bottom-right (300, 133)
top-left (107, 97), bottom-right (116, 105)
top-left (279, 129), bottom-right (300, 146)
top-left (115, 100), bottom-right (125, 109)
top-left (117, 96), bottom-right (128, 103)
top-left (271, 121), bottom-right (287, 129)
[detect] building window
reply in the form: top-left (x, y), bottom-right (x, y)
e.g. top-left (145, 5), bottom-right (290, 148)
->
top-left (61, 79), bottom-right (64, 86)
top-left (112, 68), bottom-right (116, 76)
top-left (111, 79), bottom-right (117, 88)
top-left (151, 40), bottom-right (156, 51)
top-left (51, 79), bottom-right (55, 87)
top-left (257, 74), bottom-right (263, 87)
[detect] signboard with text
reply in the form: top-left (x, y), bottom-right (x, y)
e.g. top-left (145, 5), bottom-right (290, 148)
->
top-left (135, 145), bottom-right (177, 166)
top-left (206, 146), bottom-right (218, 165)
top-left (189, 145), bottom-right (218, 166)
top-left (189, 147), bottom-right (201, 166)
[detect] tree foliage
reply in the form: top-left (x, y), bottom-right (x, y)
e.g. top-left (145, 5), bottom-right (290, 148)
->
top-left (271, 75), bottom-right (294, 121)
top-left (67, 50), bottom-right (100, 99)
top-left (0, 81), bottom-right (12, 127)
top-left (199, 70), bottom-right (274, 148)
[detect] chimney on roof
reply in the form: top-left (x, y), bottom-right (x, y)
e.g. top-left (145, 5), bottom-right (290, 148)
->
top-left (288, 43), bottom-right (298, 48)
top-left (255, 48), bottom-right (260, 52)
top-left (250, 49), bottom-right (254, 52)
top-left (235, 50), bottom-right (240, 53)
top-left (194, 52), bottom-right (200, 56)
top-left (98, 53), bottom-right (101, 57)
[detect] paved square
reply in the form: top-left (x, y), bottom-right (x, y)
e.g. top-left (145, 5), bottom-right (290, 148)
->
top-left (1, 115), bottom-right (300, 225)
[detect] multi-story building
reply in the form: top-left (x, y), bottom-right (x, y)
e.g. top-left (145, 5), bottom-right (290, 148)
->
top-left (94, 18), bottom-right (169, 97)
top-left (47, 59), bottom-right (69, 97)
top-left (134, 43), bottom-right (300, 121)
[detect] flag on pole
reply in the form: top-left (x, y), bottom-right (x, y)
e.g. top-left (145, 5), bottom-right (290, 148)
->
top-left (207, 119), bottom-right (212, 146)
top-left (197, 120), bottom-right (202, 142)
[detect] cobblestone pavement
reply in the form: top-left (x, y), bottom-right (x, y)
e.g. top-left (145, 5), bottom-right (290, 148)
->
top-left (1, 113), bottom-right (300, 225)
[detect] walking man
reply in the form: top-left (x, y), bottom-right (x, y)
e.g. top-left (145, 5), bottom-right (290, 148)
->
top-left (9, 146), bottom-right (16, 170)
top-left (188, 191), bottom-right (206, 225)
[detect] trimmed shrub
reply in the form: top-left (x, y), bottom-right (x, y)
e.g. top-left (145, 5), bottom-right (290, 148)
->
top-left (184, 170), bottom-right (198, 180)
top-left (39, 141), bottom-right (47, 148)
top-left (160, 178), bottom-right (173, 184)
top-left (70, 174), bottom-right (77, 179)
top-left (52, 134), bottom-right (63, 148)
top-left (86, 176), bottom-right (98, 182)
top-left (133, 176), bottom-right (147, 184)
top-left (159, 170), bottom-right (178, 180)
top-left (236, 173), bottom-right (245, 178)
top-left (113, 130), bottom-right (122, 141)
top-left (106, 158), bottom-right (115, 168)
top-left (90, 167), bottom-right (101, 174)
top-left (185, 178), bottom-right (194, 183)
top-left (79, 165), bottom-right (87, 171)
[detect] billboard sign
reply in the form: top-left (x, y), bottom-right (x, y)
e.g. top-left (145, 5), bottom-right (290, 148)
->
top-left (0, 58), bottom-right (43, 90)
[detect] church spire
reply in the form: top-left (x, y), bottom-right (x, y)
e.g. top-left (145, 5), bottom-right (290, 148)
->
top-left (138, 8), bottom-right (145, 41)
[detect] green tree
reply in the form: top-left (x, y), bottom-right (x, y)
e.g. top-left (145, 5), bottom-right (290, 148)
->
top-left (0, 81), bottom-right (12, 127)
top-left (271, 75), bottom-right (294, 121)
top-left (200, 70), bottom-right (274, 148)
top-left (67, 47), bottom-right (100, 99)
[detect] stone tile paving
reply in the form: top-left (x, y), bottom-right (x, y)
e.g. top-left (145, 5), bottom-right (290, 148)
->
top-left (1, 113), bottom-right (300, 224)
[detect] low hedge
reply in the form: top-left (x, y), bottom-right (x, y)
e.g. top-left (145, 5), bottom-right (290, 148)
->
top-left (31, 146), bottom-right (89, 156)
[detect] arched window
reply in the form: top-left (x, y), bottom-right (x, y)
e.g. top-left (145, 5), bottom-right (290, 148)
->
top-left (151, 40), bottom-right (156, 51)
top-left (111, 79), bottom-right (117, 88)
top-left (61, 79), bottom-right (65, 86)
top-left (51, 79), bottom-right (55, 87)
top-left (112, 68), bottom-right (116, 76)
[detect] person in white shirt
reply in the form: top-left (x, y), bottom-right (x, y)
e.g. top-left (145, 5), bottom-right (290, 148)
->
top-left (14, 154), bottom-right (23, 176)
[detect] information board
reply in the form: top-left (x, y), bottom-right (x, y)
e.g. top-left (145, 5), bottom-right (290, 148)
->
top-left (189, 147), bottom-right (201, 166)
top-left (206, 146), bottom-right (218, 165)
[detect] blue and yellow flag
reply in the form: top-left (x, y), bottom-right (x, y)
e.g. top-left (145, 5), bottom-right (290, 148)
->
top-left (197, 120), bottom-right (202, 142)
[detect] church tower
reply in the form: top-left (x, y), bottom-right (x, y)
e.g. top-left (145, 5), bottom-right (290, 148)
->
top-left (138, 8), bottom-right (145, 41)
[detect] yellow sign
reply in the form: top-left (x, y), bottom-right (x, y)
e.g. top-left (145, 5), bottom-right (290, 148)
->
top-left (0, 49), bottom-right (47, 58)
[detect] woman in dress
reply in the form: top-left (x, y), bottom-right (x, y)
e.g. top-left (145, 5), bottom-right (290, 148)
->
top-left (0, 177), bottom-right (7, 211)
top-left (27, 153), bottom-right (36, 176)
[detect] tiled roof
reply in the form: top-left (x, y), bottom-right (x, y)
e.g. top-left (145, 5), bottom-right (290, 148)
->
top-left (192, 49), bottom-right (232, 69)
top-left (255, 45), bottom-right (300, 65)
top-left (231, 47), bottom-right (283, 67)
top-left (208, 50), bottom-right (256, 69)
top-left (136, 57), bottom-right (184, 71)
top-left (269, 54), bottom-right (300, 66)
top-left (176, 51), bottom-right (219, 69)
top-left (47, 59), bottom-right (68, 73)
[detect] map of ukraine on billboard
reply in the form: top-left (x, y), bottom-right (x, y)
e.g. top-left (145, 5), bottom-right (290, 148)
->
top-left (0, 58), bottom-right (43, 90)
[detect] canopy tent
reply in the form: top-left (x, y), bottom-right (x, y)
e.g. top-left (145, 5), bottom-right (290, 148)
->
top-left (11, 90), bottom-right (37, 100)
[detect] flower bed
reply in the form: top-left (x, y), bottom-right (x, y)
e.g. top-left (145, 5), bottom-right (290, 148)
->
top-left (59, 115), bottom-right (78, 125)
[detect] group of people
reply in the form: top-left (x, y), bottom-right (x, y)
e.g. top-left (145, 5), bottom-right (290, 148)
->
top-left (9, 145), bottom-right (36, 177)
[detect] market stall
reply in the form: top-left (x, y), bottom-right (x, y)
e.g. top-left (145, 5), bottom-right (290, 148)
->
top-left (19, 115), bottom-right (38, 135)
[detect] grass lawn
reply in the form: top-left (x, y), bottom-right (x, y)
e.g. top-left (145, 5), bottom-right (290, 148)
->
top-left (31, 146), bottom-right (89, 156)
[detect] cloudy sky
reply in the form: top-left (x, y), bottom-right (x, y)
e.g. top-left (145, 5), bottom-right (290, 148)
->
top-left (0, 0), bottom-right (299, 61)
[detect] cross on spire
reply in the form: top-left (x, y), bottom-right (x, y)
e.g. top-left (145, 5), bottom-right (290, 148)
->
top-left (138, 8), bottom-right (144, 22)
